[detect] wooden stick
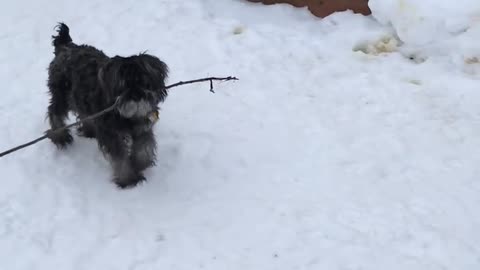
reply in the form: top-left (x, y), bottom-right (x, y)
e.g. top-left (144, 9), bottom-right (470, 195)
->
top-left (0, 76), bottom-right (238, 158)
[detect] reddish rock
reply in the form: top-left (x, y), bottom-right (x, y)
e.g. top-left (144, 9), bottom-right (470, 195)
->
top-left (307, 0), bottom-right (371, 17)
top-left (246, 0), bottom-right (371, 17)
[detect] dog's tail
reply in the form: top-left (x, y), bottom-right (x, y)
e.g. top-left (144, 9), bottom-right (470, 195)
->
top-left (51, 22), bottom-right (72, 49)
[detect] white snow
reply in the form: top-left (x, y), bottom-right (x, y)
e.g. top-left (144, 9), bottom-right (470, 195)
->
top-left (369, 0), bottom-right (480, 45)
top-left (369, 0), bottom-right (480, 75)
top-left (0, 0), bottom-right (479, 269)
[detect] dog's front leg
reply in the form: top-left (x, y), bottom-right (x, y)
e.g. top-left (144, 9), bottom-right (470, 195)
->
top-left (97, 131), bottom-right (145, 188)
top-left (131, 130), bottom-right (157, 172)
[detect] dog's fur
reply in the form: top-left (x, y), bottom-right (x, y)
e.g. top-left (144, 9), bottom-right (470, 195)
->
top-left (46, 23), bottom-right (169, 188)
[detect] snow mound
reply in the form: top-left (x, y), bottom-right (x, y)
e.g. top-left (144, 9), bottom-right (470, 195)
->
top-left (368, 0), bottom-right (480, 46)
top-left (368, 0), bottom-right (480, 74)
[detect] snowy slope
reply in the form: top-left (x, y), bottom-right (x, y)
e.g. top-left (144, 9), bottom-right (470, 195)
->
top-left (1, 0), bottom-right (480, 269)
top-left (369, 0), bottom-right (480, 46)
top-left (369, 0), bottom-right (480, 76)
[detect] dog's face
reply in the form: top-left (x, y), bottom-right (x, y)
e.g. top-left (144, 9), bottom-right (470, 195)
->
top-left (100, 53), bottom-right (169, 119)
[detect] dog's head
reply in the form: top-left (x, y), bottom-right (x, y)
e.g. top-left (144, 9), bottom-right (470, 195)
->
top-left (99, 53), bottom-right (169, 119)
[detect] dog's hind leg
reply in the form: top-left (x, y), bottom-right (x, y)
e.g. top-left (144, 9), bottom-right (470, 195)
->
top-left (131, 130), bottom-right (157, 172)
top-left (46, 74), bottom-right (74, 148)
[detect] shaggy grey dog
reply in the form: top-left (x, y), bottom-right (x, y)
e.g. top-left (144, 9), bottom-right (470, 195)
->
top-left (46, 23), bottom-right (169, 188)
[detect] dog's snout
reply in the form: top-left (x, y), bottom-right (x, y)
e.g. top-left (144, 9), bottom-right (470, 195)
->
top-left (117, 99), bottom-right (154, 119)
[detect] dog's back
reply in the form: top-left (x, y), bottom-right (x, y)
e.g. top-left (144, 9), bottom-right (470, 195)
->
top-left (49, 23), bottom-right (109, 94)
top-left (47, 23), bottom-right (109, 117)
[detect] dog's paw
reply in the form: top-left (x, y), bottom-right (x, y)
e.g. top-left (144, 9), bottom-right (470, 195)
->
top-left (113, 173), bottom-right (146, 189)
top-left (46, 129), bottom-right (74, 149)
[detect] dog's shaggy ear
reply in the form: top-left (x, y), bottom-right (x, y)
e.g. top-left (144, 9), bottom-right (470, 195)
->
top-left (98, 56), bottom-right (127, 103)
top-left (134, 53), bottom-right (169, 103)
top-left (136, 53), bottom-right (169, 82)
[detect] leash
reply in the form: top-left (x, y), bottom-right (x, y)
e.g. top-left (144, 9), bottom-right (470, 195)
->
top-left (0, 76), bottom-right (238, 158)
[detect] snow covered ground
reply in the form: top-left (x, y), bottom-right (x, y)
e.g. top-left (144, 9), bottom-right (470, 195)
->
top-left (0, 0), bottom-right (479, 269)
